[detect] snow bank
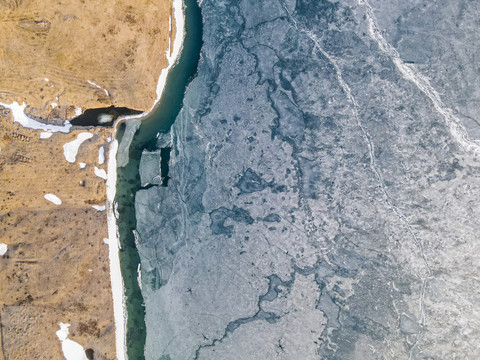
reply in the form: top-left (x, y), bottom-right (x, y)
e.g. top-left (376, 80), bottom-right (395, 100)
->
top-left (44, 193), bottom-right (62, 205)
top-left (63, 132), bottom-right (93, 163)
top-left (0, 102), bottom-right (71, 133)
top-left (106, 139), bottom-right (127, 360)
top-left (56, 323), bottom-right (88, 360)
top-left (0, 243), bottom-right (7, 256)
top-left (94, 166), bottom-right (107, 180)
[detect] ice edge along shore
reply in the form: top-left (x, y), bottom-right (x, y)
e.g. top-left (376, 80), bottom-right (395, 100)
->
top-left (107, 0), bottom-right (186, 359)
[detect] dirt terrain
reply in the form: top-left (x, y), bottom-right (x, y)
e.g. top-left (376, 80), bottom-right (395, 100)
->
top-left (0, 0), bottom-right (174, 121)
top-left (0, 109), bottom-right (115, 359)
top-left (0, 0), bottom-right (173, 358)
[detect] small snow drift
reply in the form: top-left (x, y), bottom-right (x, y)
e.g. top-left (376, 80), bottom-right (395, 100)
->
top-left (63, 132), bottom-right (94, 163)
top-left (0, 243), bottom-right (7, 256)
top-left (44, 193), bottom-right (62, 205)
top-left (94, 166), bottom-right (107, 180)
top-left (56, 322), bottom-right (88, 360)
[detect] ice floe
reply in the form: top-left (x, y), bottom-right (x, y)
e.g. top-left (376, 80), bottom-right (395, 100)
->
top-left (44, 193), bottom-right (62, 205)
top-left (0, 102), bottom-right (72, 133)
top-left (63, 132), bottom-right (93, 163)
top-left (56, 322), bottom-right (88, 360)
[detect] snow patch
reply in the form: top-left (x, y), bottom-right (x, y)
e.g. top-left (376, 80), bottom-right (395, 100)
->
top-left (98, 146), bottom-right (105, 165)
top-left (94, 166), bottom-right (107, 180)
top-left (51, 102), bottom-right (57, 109)
top-left (0, 102), bottom-right (71, 133)
top-left (40, 131), bottom-right (53, 139)
top-left (74, 107), bottom-right (82, 116)
top-left (56, 322), bottom-right (88, 360)
top-left (44, 78), bottom-right (49, 82)
top-left (63, 132), bottom-right (93, 163)
top-left (0, 243), bottom-right (7, 256)
top-left (79, 162), bottom-right (86, 169)
top-left (44, 193), bottom-right (62, 205)
top-left (92, 204), bottom-right (106, 212)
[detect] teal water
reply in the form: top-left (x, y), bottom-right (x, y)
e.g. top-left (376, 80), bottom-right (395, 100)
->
top-left (114, 0), bottom-right (202, 358)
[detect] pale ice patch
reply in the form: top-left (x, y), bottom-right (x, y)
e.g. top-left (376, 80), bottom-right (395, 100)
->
top-left (98, 146), bottom-right (105, 165)
top-left (94, 166), bottom-right (107, 180)
top-left (0, 243), bottom-right (7, 256)
top-left (74, 107), bottom-right (82, 116)
top-left (44, 193), bottom-right (62, 205)
top-left (51, 102), bottom-right (57, 109)
top-left (98, 114), bottom-right (113, 124)
top-left (63, 132), bottom-right (93, 163)
top-left (40, 131), bottom-right (53, 139)
top-left (0, 102), bottom-right (71, 133)
top-left (92, 204), bottom-right (106, 211)
top-left (79, 162), bottom-right (86, 169)
top-left (56, 322), bottom-right (88, 360)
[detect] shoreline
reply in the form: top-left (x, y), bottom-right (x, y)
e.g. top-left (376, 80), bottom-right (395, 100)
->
top-left (106, 0), bottom-right (186, 359)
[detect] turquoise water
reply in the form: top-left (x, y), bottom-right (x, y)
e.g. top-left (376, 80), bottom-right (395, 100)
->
top-left (114, 0), bottom-right (202, 358)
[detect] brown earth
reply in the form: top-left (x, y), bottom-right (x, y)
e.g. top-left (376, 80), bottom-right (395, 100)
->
top-left (0, 109), bottom-right (116, 359)
top-left (0, 0), bottom-right (174, 122)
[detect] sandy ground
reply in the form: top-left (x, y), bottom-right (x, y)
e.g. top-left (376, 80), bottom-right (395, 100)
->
top-left (0, 0), bottom-right (173, 122)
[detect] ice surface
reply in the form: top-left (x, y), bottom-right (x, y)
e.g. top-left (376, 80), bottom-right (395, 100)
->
top-left (63, 132), bottom-right (93, 163)
top-left (135, 0), bottom-right (480, 359)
